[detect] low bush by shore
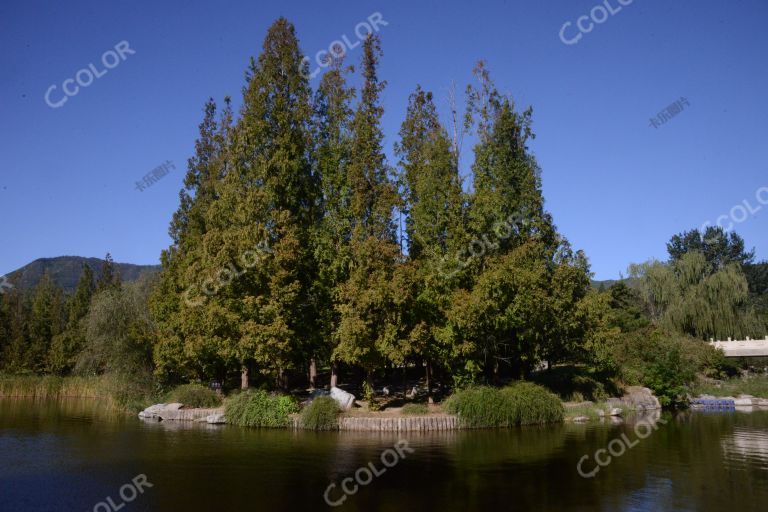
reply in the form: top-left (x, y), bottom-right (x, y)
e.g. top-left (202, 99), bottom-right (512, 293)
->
top-left (225, 390), bottom-right (299, 428)
top-left (165, 383), bottom-right (222, 408)
top-left (444, 382), bottom-right (564, 427)
top-left (300, 396), bottom-right (340, 430)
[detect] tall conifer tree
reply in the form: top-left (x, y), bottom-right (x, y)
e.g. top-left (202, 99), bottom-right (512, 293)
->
top-left (395, 86), bottom-right (466, 395)
top-left (313, 55), bottom-right (355, 386)
top-left (202, 18), bottom-right (318, 388)
top-left (334, 35), bottom-right (401, 385)
top-left (48, 263), bottom-right (94, 374)
top-left (151, 97), bottom-right (233, 383)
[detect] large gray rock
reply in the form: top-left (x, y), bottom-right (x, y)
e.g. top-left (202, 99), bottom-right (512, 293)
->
top-left (138, 403), bottom-right (184, 420)
top-left (330, 386), bottom-right (355, 410)
top-left (620, 387), bottom-right (661, 411)
top-left (206, 413), bottom-right (226, 424)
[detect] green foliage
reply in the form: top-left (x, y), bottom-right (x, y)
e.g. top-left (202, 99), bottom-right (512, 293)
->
top-left (150, 97), bottom-right (234, 384)
top-left (631, 251), bottom-right (766, 340)
top-left (668, 227), bottom-right (754, 271)
top-left (300, 396), bottom-right (340, 430)
top-left (531, 365), bottom-right (618, 402)
top-left (334, 34), bottom-right (401, 376)
top-left (27, 272), bottom-right (66, 373)
top-left (606, 282), bottom-right (651, 333)
top-left (166, 383), bottom-right (222, 408)
top-left (452, 360), bottom-right (482, 389)
top-left (224, 390), bottom-right (299, 428)
top-left (313, 56), bottom-right (355, 375)
top-left (76, 278), bottom-right (155, 377)
top-left (362, 380), bottom-right (381, 411)
top-left (48, 263), bottom-right (94, 375)
top-left (401, 403), bottom-right (428, 415)
top-left (100, 372), bottom-right (156, 412)
top-left (642, 344), bottom-right (693, 407)
top-left (444, 382), bottom-right (564, 427)
top-left (96, 253), bottom-right (122, 292)
top-left (607, 327), bottom-right (729, 406)
top-left (394, 85), bottom-right (466, 383)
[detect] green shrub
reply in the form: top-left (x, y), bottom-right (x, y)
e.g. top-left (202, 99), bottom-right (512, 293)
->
top-left (531, 365), bottom-right (618, 402)
top-left (401, 403), bottom-right (428, 415)
top-left (452, 360), bottom-right (482, 390)
top-left (300, 396), bottom-right (340, 430)
top-left (445, 383), bottom-right (564, 427)
top-left (99, 372), bottom-right (157, 412)
top-left (166, 383), bottom-right (222, 408)
top-left (362, 381), bottom-right (380, 411)
top-left (608, 328), bottom-right (719, 406)
top-left (224, 390), bottom-right (298, 428)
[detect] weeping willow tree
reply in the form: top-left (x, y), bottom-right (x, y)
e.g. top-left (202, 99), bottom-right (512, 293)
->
top-left (629, 252), bottom-right (766, 340)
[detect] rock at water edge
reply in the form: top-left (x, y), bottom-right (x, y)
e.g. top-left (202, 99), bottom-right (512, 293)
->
top-left (330, 387), bottom-right (356, 411)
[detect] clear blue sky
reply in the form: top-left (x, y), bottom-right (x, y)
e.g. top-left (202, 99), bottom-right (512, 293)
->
top-left (1, 0), bottom-right (767, 280)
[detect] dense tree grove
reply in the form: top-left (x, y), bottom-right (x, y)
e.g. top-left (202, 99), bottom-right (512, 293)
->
top-left (630, 227), bottom-right (767, 340)
top-left (2, 19), bottom-right (766, 400)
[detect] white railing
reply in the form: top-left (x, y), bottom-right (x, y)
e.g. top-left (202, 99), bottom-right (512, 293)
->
top-left (709, 336), bottom-right (768, 356)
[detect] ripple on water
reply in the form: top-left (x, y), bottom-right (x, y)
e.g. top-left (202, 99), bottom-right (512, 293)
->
top-left (721, 426), bottom-right (768, 470)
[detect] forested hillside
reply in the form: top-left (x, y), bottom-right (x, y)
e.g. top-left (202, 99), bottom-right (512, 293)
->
top-left (2, 256), bottom-right (158, 293)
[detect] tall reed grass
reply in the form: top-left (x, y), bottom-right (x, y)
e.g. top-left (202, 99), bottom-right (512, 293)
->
top-left (445, 382), bottom-right (564, 427)
top-left (0, 373), bottom-right (156, 412)
top-left (0, 375), bottom-right (103, 399)
top-left (299, 396), bottom-right (340, 430)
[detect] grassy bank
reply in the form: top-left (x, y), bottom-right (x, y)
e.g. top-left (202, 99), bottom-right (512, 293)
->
top-left (691, 375), bottom-right (768, 398)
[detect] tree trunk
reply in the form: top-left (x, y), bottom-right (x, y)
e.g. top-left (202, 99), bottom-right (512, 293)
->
top-left (240, 365), bottom-right (249, 390)
top-left (309, 358), bottom-right (317, 389)
top-left (402, 364), bottom-right (408, 398)
top-left (426, 359), bottom-right (434, 404)
top-left (276, 368), bottom-right (289, 391)
top-left (330, 361), bottom-right (339, 388)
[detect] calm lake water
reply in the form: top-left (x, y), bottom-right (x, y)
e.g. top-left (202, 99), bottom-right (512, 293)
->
top-left (1, 399), bottom-right (768, 511)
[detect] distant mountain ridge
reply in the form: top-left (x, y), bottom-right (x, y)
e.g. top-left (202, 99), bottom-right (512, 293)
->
top-left (3, 256), bottom-right (160, 293)
top-left (590, 278), bottom-right (638, 290)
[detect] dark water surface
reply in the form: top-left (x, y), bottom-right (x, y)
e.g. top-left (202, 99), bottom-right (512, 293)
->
top-left (1, 399), bottom-right (767, 511)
